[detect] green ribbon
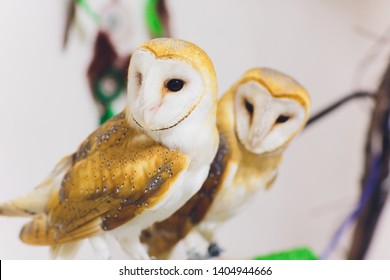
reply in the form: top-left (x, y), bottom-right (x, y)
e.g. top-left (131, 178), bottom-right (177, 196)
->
top-left (145, 0), bottom-right (165, 37)
top-left (93, 67), bottom-right (125, 124)
top-left (100, 107), bottom-right (116, 124)
top-left (253, 247), bottom-right (317, 260)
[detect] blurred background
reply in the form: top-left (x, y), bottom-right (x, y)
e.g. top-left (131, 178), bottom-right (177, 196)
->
top-left (1, 0), bottom-right (390, 259)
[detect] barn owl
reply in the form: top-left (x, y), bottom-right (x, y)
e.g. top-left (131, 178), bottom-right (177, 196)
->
top-left (141, 68), bottom-right (311, 259)
top-left (0, 38), bottom-right (219, 260)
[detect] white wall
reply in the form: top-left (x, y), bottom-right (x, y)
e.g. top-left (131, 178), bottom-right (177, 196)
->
top-left (1, 0), bottom-right (390, 259)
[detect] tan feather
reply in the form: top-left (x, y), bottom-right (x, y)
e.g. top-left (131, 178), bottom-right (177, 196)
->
top-left (19, 109), bottom-right (188, 246)
top-left (0, 156), bottom-right (72, 217)
top-left (0, 111), bottom-right (129, 218)
top-left (2, 38), bottom-right (220, 260)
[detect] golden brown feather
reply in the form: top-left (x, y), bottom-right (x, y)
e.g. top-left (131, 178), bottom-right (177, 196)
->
top-left (20, 109), bottom-right (188, 245)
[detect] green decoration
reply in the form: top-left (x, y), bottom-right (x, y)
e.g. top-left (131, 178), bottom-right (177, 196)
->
top-left (94, 67), bottom-right (124, 105)
top-left (94, 67), bottom-right (125, 124)
top-left (100, 106), bottom-right (115, 124)
top-left (253, 247), bottom-right (318, 260)
top-left (75, 0), bottom-right (100, 23)
top-left (145, 0), bottom-right (165, 37)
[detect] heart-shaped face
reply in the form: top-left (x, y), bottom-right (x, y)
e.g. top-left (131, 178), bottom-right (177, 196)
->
top-left (234, 68), bottom-right (310, 154)
top-left (127, 38), bottom-right (217, 133)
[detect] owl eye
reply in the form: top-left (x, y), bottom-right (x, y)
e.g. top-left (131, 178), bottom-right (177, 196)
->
top-left (244, 99), bottom-right (254, 124)
top-left (166, 79), bottom-right (185, 92)
top-left (275, 115), bottom-right (290, 124)
top-left (244, 99), bottom-right (254, 115)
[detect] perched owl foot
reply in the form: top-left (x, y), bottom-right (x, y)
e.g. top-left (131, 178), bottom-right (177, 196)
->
top-left (186, 242), bottom-right (223, 259)
top-left (207, 242), bottom-right (223, 258)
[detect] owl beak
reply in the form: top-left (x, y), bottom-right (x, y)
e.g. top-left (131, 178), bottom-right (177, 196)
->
top-left (248, 111), bottom-right (275, 149)
top-left (143, 102), bottom-right (162, 126)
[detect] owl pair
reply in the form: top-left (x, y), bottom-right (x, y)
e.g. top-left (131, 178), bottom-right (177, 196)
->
top-left (0, 38), bottom-right (310, 259)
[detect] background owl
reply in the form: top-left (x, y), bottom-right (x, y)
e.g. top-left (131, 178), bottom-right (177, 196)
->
top-left (0, 38), bottom-right (219, 259)
top-left (141, 67), bottom-right (311, 259)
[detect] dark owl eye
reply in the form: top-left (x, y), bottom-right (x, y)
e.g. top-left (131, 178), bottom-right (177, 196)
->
top-left (244, 99), bottom-right (254, 115)
top-left (244, 99), bottom-right (254, 124)
top-left (275, 115), bottom-right (290, 124)
top-left (166, 79), bottom-right (185, 92)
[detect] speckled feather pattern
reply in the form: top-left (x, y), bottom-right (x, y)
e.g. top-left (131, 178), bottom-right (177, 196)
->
top-left (0, 38), bottom-right (220, 259)
top-left (20, 109), bottom-right (188, 245)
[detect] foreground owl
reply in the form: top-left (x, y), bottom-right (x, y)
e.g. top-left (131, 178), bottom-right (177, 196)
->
top-left (0, 38), bottom-right (219, 259)
top-left (141, 68), bottom-right (311, 259)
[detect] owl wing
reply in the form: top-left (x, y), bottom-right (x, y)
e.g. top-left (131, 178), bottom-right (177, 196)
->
top-left (141, 133), bottom-right (234, 258)
top-left (19, 116), bottom-right (189, 246)
top-left (0, 111), bottom-right (131, 218)
top-left (70, 110), bottom-right (129, 165)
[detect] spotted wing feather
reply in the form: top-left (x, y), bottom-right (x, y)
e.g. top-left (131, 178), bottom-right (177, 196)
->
top-left (20, 111), bottom-right (188, 245)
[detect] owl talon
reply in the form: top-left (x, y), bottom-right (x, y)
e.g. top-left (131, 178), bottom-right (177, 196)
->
top-left (207, 242), bottom-right (222, 258)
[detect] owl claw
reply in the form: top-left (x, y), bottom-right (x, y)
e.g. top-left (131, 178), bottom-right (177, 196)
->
top-left (207, 242), bottom-right (223, 258)
top-left (186, 242), bottom-right (223, 260)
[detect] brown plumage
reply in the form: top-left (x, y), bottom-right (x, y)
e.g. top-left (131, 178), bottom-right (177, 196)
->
top-left (20, 109), bottom-right (188, 246)
top-left (1, 38), bottom-right (219, 259)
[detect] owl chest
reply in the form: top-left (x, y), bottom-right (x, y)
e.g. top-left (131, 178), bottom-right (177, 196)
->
top-left (121, 163), bottom-right (210, 231)
top-left (154, 164), bottom-right (210, 218)
top-left (204, 168), bottom-right (276, 223)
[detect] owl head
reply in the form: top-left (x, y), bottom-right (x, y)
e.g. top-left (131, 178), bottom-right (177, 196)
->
top-left (124, 38), bottom-right (219, 160)
top-left (231, 68), bottom-right (310, 154)
top-left (126, 38), bottom-right (217, 134)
